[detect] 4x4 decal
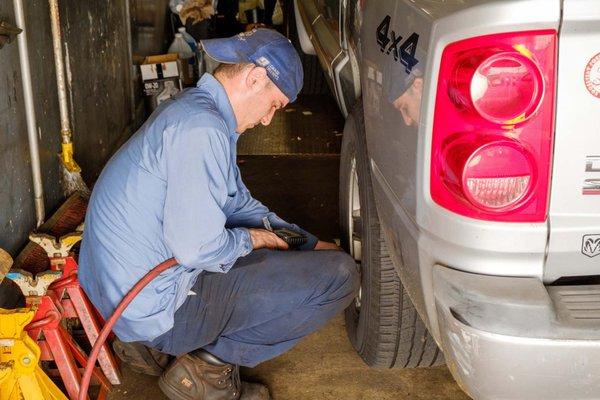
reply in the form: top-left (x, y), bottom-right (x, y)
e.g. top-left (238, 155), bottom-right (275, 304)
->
top-left (376, 15), bottom-right (419, 74)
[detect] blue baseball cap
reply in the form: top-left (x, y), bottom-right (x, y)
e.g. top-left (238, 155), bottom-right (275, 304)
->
top-left (201, 29), bottom-right (304, 102)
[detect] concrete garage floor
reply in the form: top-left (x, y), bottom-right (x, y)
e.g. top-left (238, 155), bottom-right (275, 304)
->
top-left (108, 96), bottom-right (469, 400)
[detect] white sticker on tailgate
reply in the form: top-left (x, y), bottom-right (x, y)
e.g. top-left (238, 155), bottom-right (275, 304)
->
top-left (584, 53), bottom-right (600, 98)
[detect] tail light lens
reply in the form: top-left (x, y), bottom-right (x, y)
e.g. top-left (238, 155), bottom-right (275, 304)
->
top-left (431, 31), bottom-right (557, 222)
top-left (471, 53), bottom-right (544, 124)
top-left (462, 141), bottom-right (535, 210)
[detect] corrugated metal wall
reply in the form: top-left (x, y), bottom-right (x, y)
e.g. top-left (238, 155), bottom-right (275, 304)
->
top-left (0, 0), bottom-right (135, 255)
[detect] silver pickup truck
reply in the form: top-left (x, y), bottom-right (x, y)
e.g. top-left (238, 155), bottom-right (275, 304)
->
top-left (294, 1), bottom-right (600, 399)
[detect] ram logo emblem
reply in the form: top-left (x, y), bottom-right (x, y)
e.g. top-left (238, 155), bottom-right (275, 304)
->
top-left (582, 235), bottom-right (600, 258)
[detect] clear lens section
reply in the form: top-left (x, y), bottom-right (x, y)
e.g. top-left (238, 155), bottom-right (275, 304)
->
top-left (471, 53), bottom-right (543, 124)
top-left (462, 141), bottom-right (534, 211)
top-left (466, 175), bottom-right (531, 209)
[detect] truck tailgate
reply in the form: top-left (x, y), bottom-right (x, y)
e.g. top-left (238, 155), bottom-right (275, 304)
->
top-left (545, 0), bottom-right (600, 282)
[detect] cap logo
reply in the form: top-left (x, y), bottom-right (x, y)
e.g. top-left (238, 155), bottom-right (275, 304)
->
top-left (266, 65), bottom-right (280, 81)
top-left (237, 29), bottom-right (257, 41)
top-left (256, 57), bottom-right (270, 67)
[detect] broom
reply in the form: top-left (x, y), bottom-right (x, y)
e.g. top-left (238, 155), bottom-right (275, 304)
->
top-left (49, 0), bottom-right (90, 197)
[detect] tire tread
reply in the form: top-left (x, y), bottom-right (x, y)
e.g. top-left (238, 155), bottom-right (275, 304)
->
top-left (341, 100), bottom-right (444, 369)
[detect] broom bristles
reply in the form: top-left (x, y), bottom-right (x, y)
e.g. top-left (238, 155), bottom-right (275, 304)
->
top-left (13, 191), bottom-right (88, 274)
top-left (60, 165), bottom-right (91, 198)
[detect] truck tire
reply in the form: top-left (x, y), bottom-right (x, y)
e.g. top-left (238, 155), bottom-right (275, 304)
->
top-left (340, 100), bottom-right (444, 368)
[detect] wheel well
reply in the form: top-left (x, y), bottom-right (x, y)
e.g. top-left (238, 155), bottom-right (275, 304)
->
top-left (293, 0), bottom-right (316, 56)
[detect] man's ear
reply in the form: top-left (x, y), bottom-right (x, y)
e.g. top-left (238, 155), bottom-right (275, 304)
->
top-left (399, 104), bottom-right (413, 126)
top-left (246, 66), bottom-right (269, 93)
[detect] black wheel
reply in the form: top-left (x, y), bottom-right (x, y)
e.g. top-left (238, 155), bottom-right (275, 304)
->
top-left (340, 100), bottom-right (444, 368)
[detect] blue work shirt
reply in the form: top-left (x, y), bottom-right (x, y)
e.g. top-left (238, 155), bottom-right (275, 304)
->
top-left (79, 74), bottom-right (317, 342)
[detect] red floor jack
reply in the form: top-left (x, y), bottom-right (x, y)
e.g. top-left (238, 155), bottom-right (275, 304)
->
top-left (8, 270), bottom-right (111, 400)
top-left (29, 232), bottom-right (122, 386)
top-left (7, 230), bottom-right (122, 399)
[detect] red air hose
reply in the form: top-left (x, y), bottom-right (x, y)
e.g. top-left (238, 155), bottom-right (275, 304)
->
top-left (78, 257), bottom-right (178, 400)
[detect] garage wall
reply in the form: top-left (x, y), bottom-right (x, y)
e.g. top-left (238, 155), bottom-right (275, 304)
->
top-left (0, 0), bottom-right (135, 255)
top-left (60, 0), bottom-right (135, 182)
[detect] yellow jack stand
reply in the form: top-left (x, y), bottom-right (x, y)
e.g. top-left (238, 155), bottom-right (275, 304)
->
top-left (0, 307), bottom-right (68, 400)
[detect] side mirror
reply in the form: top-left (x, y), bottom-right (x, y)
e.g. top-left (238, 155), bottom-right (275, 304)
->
top-left (0, 21), bottom-right (22, 49)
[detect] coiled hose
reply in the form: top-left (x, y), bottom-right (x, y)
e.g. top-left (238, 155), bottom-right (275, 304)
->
top-left (78, 257), bottom-right (178, 400)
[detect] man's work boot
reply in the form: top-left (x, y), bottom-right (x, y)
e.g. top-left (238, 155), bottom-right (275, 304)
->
top-left (158, 349), bottom-right (270, 400)
top-left (112, 339), bottom-right (171, 376)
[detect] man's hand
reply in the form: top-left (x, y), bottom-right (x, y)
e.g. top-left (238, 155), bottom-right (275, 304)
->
top-left (249, 228), bottom-right (289, 250)
top-left (314, 240), bottom-right (342, 251)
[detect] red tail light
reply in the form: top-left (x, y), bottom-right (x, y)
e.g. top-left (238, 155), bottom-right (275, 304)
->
top-left (431, 30), bottom-right (557, 222)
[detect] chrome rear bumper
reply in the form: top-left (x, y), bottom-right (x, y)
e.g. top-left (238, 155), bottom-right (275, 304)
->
top-left (433, 266), bottom-right (600, 400)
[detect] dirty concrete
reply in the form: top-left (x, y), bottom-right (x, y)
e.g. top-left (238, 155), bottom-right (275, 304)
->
top-left (237, 95), bottom-right (344, 156)
top-left (111, 313), bottom-right (467, 400)
top-left (245, 316), bottom-right (467, 400)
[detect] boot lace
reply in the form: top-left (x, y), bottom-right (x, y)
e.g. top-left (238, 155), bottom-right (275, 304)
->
top-left (217, 365), bottom-right (241, 399)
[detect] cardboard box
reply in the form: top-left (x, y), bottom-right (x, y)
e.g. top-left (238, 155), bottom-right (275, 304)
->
top-left (140, 54), bottom-right (183, 110)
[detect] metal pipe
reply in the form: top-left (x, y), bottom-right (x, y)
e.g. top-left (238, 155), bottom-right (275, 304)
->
top-left (124, 0), bottom-right (136, 123)
top-left (48, 0), bottom-right (71, 145)
top-left (13, 0), bottom-right (45, 227)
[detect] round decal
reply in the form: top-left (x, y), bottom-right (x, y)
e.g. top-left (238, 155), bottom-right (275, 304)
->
top-left (584, 52), bottom-right (600, 98)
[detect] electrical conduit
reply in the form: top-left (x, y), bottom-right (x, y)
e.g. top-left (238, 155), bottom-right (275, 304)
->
top-left (13, 0), bottom-right (45, 227)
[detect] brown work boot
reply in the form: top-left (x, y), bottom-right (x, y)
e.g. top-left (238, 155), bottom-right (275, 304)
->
top-left (158, 350), bottom-right (270, 400)
top-left (112, 339), bottom-right (171, 376)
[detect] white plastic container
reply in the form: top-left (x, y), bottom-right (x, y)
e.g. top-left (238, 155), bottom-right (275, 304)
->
top-left (168, 33), bottom-right (194, 60)
top-left (178, 27), bottom-right (198, 53)
top-left (178, 27), bottom-right (204, 76)
top-left (168, 33), bottom-right (195, 83)
top-left (169, 0), bottom-right (185, 14)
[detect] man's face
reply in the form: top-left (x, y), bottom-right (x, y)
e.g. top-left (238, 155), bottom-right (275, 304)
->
top-left (238, 67), bottom-right (290, 133)
top-left (392, 78), bottom-right (423, 127)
